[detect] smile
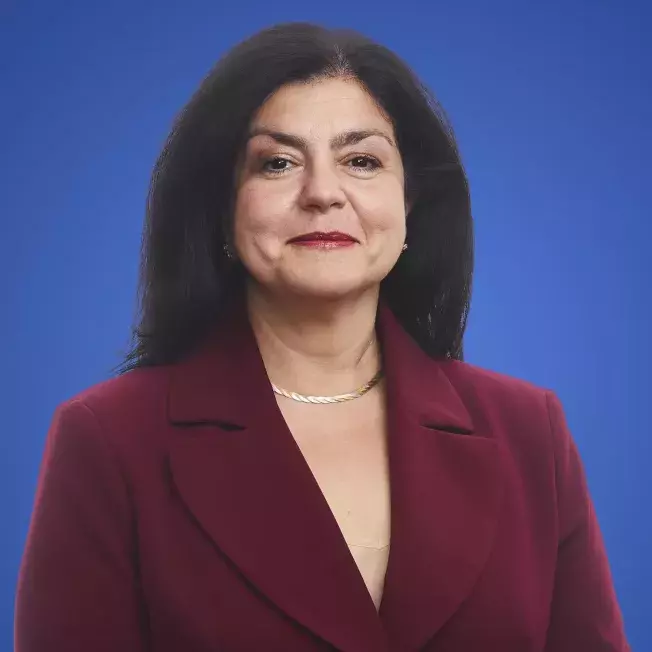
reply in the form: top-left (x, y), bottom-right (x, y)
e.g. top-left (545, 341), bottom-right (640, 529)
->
top-left (288, 232), bottom-right (358, 248)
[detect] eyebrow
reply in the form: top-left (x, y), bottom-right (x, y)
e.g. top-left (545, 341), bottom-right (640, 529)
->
top-left (248, 126), bottom-right (396, 150)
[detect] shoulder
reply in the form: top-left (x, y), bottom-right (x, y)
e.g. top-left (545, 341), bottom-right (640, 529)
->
top-left (51, 365), bottom-right (174, 456)
top-left (443, 359), bottom-right (550, 410)
top-left (440, 359), bottom-right (560, 451)
top-left (439, 361), bottom-right (581, 514)
top-left (71, 365), bottom-right (170, 418)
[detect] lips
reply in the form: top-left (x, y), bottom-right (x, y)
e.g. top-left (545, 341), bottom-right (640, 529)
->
top-left (288, 231), bottom-right (358, 248)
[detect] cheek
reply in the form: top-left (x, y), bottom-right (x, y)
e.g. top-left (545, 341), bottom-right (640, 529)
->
top-left (235, 186), bottom-right (285, 239)
top-left (233, 185), bottom-right (297, 266)
top-left (234, 187), bottom-right (262, 234)
top-left (357, 184), bottom-right (406, 236)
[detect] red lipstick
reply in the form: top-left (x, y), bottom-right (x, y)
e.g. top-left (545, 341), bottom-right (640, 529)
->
top-left (288, 231), bottom-right (358, 248)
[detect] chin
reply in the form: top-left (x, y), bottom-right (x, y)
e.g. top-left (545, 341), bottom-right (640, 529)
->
top-left (281, 270), bottom-right (382, 301)
top-left (295, 287), bottom-right (365, 302)
top-left (250, 260), bottom-right (393, 301)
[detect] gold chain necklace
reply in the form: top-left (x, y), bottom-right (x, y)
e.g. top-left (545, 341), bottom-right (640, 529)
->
top-left (271, 369), bottom-right (383, 404)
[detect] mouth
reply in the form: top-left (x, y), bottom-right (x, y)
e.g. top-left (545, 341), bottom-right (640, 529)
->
top-left (287, 231), bottom-right (358, 248)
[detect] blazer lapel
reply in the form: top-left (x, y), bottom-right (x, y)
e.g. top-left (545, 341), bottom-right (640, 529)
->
top-left (167, 301), bottom-right (388, 652)
top-left (376, 304), bottom-right (506, 651)
top-left (166, 299), bottom-right (506, 652)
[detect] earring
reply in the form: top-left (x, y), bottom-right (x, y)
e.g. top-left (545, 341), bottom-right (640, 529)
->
top-left (402, 243), bottom-right (408, 252)
top-left (223, 243), bottom-right (235, 260)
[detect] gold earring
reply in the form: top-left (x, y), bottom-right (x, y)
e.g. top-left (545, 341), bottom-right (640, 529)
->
top-left (223, 243), bottom-right (235, 260)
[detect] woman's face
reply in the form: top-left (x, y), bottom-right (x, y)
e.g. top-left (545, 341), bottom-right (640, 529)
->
top-left (233, 77), bottom-right (407, 300)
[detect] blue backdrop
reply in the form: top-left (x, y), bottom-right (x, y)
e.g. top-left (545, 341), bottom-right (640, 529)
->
top-left (2, 1), bottom-right (650, 650)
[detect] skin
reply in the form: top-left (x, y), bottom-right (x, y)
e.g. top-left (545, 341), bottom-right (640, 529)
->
top-left (233, 76), bottom-right (408, 396)
top-left (232, 77), bottom-right (404, 609)
top-left (234, 76), bottom-right (407, 303)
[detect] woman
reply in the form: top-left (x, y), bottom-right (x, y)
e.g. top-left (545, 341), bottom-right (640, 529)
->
top-left (15, 22), bottom-right (629, 652)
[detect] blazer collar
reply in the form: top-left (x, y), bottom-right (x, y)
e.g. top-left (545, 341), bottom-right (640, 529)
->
top-left (168, 299), bottom-right (474, 435)
top-left (167, 299), bottom-right (504, 652)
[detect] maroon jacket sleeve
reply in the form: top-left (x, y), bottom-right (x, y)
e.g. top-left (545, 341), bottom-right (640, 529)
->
top-left (544, 391), bottom-right (629, 651)
top-left (15, 399), bottom-right (148, 652)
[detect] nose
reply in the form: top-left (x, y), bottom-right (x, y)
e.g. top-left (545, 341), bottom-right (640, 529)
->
top-left (299, 159), bottom-right (347, 214)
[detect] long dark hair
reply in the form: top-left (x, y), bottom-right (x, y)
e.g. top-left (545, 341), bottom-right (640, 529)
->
top-left (118, 22), bottom-right (473, 374)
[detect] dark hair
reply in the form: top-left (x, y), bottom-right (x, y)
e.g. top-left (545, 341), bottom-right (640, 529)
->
top-left (118, 22), bottom-right (473, 374)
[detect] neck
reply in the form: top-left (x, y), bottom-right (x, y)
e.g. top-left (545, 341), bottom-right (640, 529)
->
top-left (246, 282), bottom-right (381, 396)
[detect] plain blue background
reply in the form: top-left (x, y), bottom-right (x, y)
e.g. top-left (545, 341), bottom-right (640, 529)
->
top-left (2, 1), bottom-right (650, 649)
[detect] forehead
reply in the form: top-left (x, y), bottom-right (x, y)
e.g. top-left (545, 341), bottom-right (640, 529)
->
top-left (252, 78), bottom-right (394, 134)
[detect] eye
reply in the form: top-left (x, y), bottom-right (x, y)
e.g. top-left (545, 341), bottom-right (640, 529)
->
top-left (261, 156), bottom-right (295, 175)
top-left (346, 155), bottom-right (381, 173)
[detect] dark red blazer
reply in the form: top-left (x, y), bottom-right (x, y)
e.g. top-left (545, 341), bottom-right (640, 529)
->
top-left (15, 302), bottom-right (629, 651)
